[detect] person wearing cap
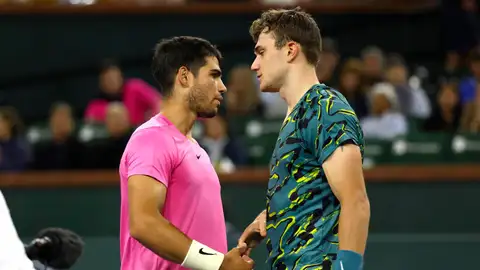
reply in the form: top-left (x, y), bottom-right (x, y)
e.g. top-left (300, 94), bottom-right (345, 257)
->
top-left (360, 82), bottom-right (408, 140)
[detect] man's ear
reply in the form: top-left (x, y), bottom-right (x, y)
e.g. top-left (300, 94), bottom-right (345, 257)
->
top-left (177, 66), bottom-right (191, 88)
top-left (286, 41), bottom-right (300, 63)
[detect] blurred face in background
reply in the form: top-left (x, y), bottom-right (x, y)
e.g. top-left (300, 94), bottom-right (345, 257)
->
top-left (340, 70), bottom-right (361, 93)
top-left (445, 52), bottom-right (460, 71)
top-left (385, 65), bottom-right (408, 86)
top-left (49, 104), bottom-right (74, 140)
top-left (362, 52), bottom-right (383, 78)
top-left (251, 32), bottom-right (289, 92)
top-left (100, 66), bottom-right (124, 95)
top-left (371, 93), bottom-right (391, 116)
top-left (0, 113), bottom-right (11, 140)
top-left (438, 83), bottom-right (459, 111)
top-left (106, 103), bottom-right (130, 137)
top-left (204, 116), bottom-right (227, 140)
top-left (470, 59), bottom-right (480, 78)
top-left (316, 50), bottom-right (339, 82)
top-left (462, 0), bottom-right (477, 11)
top-left (226, 66), bottom-right (260, 113)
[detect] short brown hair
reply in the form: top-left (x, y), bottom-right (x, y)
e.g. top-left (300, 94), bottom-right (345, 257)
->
top-left (250, 7), bottom-right (322, 66)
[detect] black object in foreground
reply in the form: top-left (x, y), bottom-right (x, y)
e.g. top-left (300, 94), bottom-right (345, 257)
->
top-left (25, 227), bottom-right (84, 269)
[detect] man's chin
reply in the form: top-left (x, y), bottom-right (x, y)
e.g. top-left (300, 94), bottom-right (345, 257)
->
top-left (261, 88), bottom-right (280, 93)
top-left (196, 109), bottom-right (217, 119)
top-left (260, 84), bottom-right (280, 93)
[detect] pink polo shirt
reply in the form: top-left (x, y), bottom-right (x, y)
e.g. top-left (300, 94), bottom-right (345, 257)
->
top-left (119, 114), bottom-right (227, 270)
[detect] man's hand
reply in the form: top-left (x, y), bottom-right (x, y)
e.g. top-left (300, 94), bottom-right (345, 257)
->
top-left (220, 244), bottom-right (254, 270)
top-left (237, 210), bottom-right (267, 256)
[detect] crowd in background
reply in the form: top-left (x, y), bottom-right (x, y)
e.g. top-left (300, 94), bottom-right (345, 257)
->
top-left (0, 0), bottom-right (478, 173)
top-left (0, 43), bottom-right (479, 173)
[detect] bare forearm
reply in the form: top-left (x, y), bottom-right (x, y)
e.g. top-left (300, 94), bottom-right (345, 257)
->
top-left (338, 197), bottom-right (370, 255)
top-left (130, 215), bottom-right (191, 263)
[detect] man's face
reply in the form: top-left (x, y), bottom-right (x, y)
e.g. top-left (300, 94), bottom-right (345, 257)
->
top-left (50, 106), bottom-right (74, 137)
top-left (100, 67), bottom-right (123, 94)
top-left (372, 93), bottom-right (390, 116)
top-left (106, 105), bottom-right (130, 137)
top-left (188, 56), bottom-right (227, 118)
top-left (438, 84), bottom-right (458, 109)
top-left (340, 71), bottom-right (360, 92)
top-left (470, 60), bottom-right (480, 78)
top-left (204, 116), bottom-right (226, 140)
top-left (362, 54), bottom-right (383, 77)
top-left (251, 32), bottom-right (289, 92)
top-left (0, 114), bottom-right (10, 139)
top-left (386, 65), bottom-right (408, 86)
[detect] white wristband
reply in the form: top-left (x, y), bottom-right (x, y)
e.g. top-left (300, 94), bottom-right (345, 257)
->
top-left (181, 240), bottom-right (224, 270)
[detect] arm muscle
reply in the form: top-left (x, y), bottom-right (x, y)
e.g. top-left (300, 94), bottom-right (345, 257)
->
top-left (323, 144), bottom-right (370, 255)
top-left (128, 174), bottom-right (191, 263)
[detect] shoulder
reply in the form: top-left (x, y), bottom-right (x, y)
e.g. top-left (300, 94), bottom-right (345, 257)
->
top-left (317, 86), bottom-right (354, 111)
top-left (305, 85), bottom-right (359, 128)
top-left (128, 124), bottom-right (178, 155)
top-left (131, 124), bottom-right (175, 144)
top-left (86, 99), bottom-right (108, 109)
top-left (124, 78), bottom-right (152, 91)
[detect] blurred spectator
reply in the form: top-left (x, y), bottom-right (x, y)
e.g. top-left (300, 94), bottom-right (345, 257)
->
top-left (336, 58), bottom-right (368, 119)
top-left (316, 37), bottom-right (339, 86)
top-left (443, 0), bottom-right (479, 54)
top-left (361, 83), bottom-right (408, 140)
top-left (32, 103), bottom-right (82, 170)
top-left (84, 103), bottom-right (133, 169)
top-left (84, 59), bottom-right (161, 126)
top-left (439, 51), bottom-right (465, 84)
top-left (468, 82), bottom-right (480, 132)
top-left (423, 82), bottom-right (462, 132)
top-left (361, 46), bottom-right (385, 88)
top-left (199, 115), bottom-right (248, 173)
top-left (0, 107), bottom-right (30, 172)
top-left (384, 57), bottom-right (431, 119)
top-left (459, 49), bottom-right (480, 131)
top-left (226, 65), bottom-right (265, 117)
top-left (105, 102), bottom-right (132, 139)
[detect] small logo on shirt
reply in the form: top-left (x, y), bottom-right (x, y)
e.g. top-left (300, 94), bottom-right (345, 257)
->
top-left (196, 155), bottom-right (201, 159)
top-left (199, 248), bottom-right (216, 255)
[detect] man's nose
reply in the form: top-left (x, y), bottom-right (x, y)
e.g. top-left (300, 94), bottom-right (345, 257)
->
top-left (218, 79), bottom-right (227, 93)
top-left (251, 59), bottom-right (260, 71)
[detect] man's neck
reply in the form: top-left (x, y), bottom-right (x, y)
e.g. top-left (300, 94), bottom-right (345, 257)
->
top-left (159, 99), bottom-right (196, 136)
top-left (279, 65), bottom-right (320, 114)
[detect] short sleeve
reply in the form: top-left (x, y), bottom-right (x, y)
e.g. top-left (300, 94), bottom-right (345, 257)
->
top-left (459, 78), bottom-right (476, 104)
top-left (126, 129), bottom-right (177, 187)
top-left (304, 100), bottom-right (363, 164)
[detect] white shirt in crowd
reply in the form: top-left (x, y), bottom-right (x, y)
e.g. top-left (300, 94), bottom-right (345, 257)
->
top-left (361, 111), bottom-right (408, 140)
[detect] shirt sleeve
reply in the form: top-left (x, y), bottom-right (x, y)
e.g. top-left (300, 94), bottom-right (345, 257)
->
top-left (459, 78), bottom-right (476, 105)
top-left (126, 129), bottom-right (177, 187)
top-left (304, 99), bottom-right (364, 164)
top-left (0, 191), bottom-right (35, 270)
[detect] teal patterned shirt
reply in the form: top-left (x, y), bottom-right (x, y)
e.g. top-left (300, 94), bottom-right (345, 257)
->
top-left (265, 84), bottom-right (365, 270)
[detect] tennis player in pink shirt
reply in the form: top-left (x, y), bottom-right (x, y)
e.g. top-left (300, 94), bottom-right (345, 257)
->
top-left (119, 36), bottom-right (254, 270)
